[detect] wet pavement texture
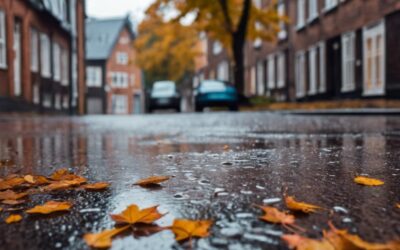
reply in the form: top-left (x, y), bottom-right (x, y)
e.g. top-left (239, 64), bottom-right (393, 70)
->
top-left (0, 112), bottom-right (399, 250)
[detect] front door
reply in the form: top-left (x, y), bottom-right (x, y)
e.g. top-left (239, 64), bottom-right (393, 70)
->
top-left (13, 20), bottom-right (21, 96)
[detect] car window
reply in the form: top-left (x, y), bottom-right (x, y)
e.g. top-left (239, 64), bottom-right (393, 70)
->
top-left (199, 81), bottom-right (226, 92)
top-left (152, 81), bottom-right (175, 94)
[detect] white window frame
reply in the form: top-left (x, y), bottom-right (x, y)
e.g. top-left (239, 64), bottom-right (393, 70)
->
top-left (296, 51), bottom-right (306, 98)
top-left (111, 94), bottom-right (128, 114)
top-left (40, 33), bottom-right (51, 78)
top-left (277, 2), bottom-right (287, 40)
top-left (277, 52), bottom-right (285, 88)
top-left (308, 46), bottom-right (317, 95)
top-left (217, 60), bottom-right (229, 82)
top-left (53, 42), bottom-right (61, 81)
top-left (256, 60), bottom-right (264, 95)
top-left (86, 66), bottom-right (102, 87)
top-left (61, 48), bottom-right (69, 86)
top-left (213, 41), bottom-right (222, 55)
top-left (54, 94), bottom-right (61, 110)
top-left (62, 95), bottom-right (69, 109)
top-left (297, 0), bottom-right (306, 29)
top-left (363, 20), bottom-right (385, 96)
top-left (308, 0), bottom-right (318, 22)
top-left (30, 28), bottom-right (39, 72)
top-left (324, 0), bottom-right (338, 12)
top-left (111, 72), bottom-right (129, 88)
top-left (267, 55), bottom-right (275, 90)
top-left (0, 9), bottom-right (7, 68)
top-left (318, 42), bottom-right (327, 93)
top-left (341, 31), bottom-right (356, 92)
top-left (116, 52), bottom-right (129, 65)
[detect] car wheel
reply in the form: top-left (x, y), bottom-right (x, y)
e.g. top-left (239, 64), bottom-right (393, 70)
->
top-left (195, 105), bottom-right (203, 112)
top-left (229, 105), bottom-right (239, 111)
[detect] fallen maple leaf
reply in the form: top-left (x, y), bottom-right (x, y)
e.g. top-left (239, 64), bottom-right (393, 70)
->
top-left (2, 199), bottom-right (26, 205)
top-left (0, 177), bottom-right (25, 190)
top-left (50, 168), bottom-right (71, 180)
top-left (282, 234), bottom-right (335, 250)
top-left (354, 176), bottom-right (384, 186)
top-left (0, 190), bottom-right (28, 200)
top-left (134, 176), bottom-right (170, 186)
top-left (285, 195), bottom-right (322, 213)
top-left (110, 204), bottom-right (164, 225)
top-left (26, 201), bottom-right (72, 214)
top-left (256, 205), bottom-right (295, 225)
top-left (24, 175), bottom-right (49, 185)
top-left (397, 203), bottom-right (400, 209)
top-left (81, 182), bottom-right (110, 191)
top-left (84, 226), bottom-right (130, 248)
top-left (43, 178), bottom-right (87, 191)
top-left (170, 219), bottom-right (213, 242)
top-left (5, 214), bottom-right (22, 224)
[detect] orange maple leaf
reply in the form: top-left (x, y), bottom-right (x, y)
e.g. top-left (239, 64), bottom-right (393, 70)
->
top-left (0, 177), bottom-right (25, 190)
top-left (285, 195), bottom-right (322, 213)
top-left (5, 214), bottom-right (22, 224)
top-left (0, 190), bottom-right (28, 200)
top-left (24, 175), bottom-right (50, 185)
top-left (134, 176), bottom-right (170, 186)
top-left (110, 204), bottom-right (164, 225)
top-left (282, 234), bottom-right (335, 250)
top-left (170, 219), bottom-right (213, 242)
top-left (354, 176), bottom-right (384, 186)
top-left (84, 225), bottom-right (130, 248)
top-left (256, 205), bottom-right (295, 225)
top-left (26, 201), bottom-right (72, 214)
top-left (81, 182), bottom-right (110, 191)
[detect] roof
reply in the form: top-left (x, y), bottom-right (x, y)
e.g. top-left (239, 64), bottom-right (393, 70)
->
top-left (85, 16), bottom-right (135, 60)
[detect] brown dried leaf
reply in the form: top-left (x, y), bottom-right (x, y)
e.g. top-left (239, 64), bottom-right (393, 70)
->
top-left (81, 182), bottom-right (110, 191)
top-left (0, 177), bottom-right (25, 190)
top-left (5, 214), bottom-right (22, 224)
top-left (110, 204), bottom-right (164, 225)
top-left (84, 226), bottom-right (130, 248)
top-left (2, 199), bottom-right (26, 205)
top-left (171, 219), bottom-right (213, 242)
top-left (354, 176), bottom-right (384, 186)
top-left (26, 201), bottom-right (72, 214)
top-left (285, 195), bottom-right (322, 213)
top-left (134, 176), bottom-right (170, 186)
top-left (282, 234), bottom-right (335, 250)
top-left (24, 175), bottom-right (49, 185)
top-left (0, 190), bottom-right (28, 200)
top-left (256, 205), bottom-right (295, 225)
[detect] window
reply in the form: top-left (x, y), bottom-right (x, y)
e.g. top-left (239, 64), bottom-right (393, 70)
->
top-left (61, 48), bottom-right (69, 86)
top-left (296, 51), bottom-right (306, 98)
top-left (217, 60), bottom-right (229, 82)
top-left (267, 55), bottom-right (275, 90)
top-left (86, 66), bottom-right (102, 87)
top-left (111, 95), bottom-right (128, 114)
top-left (277, 52), bottom-right (285, 88)
top-left (53, 42), bottom-right (61, 81)
top-left (363, 21), bottom-right (385, 96)
top-left (42, 93), bottom-right (52, 108)
top-left (325, 0), bottom-right (338, 11)
top-left (297, 0), bottom-right (306, 29)
top-left (54, 94), bottom-right (61, 110)
top-left (308, 0), bottom-right (318, 21)
top-left (116, 52), bottom-right (128, 65)
top-left (308, 46), bottom-right (317, 95)
top-left (40, 33), bottom-right (51, 77)
top-left (318, 42), bottom-right (326, 93)
top-left (256, 60), bottom-right (264, 95)
top-left (0, 9), bottom-right (6, 68)
top-left (250, 66), bottom-right (256, 95)
top-left (62, 95), bottom-right (69, 109)
top-left (119, 36), bottom-right (129, 45)
top-left (33, 84), bottom-right (40, 104)
top-left (213, 41), bottom-right (222, 55)
top-left (30, 28), bottom-right (39, 72)
top-left (111, 72), bottom-right (129, 88)
top-left (277, 2), bottom-right (287, 40)
top-left (341, 31), bottom-right (355, 92)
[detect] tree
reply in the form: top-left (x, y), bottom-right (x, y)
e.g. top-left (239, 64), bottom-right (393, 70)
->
top-left (134, 6), bottom-right (200, 88)
top-left (150, 0), bottom-right (282, 95)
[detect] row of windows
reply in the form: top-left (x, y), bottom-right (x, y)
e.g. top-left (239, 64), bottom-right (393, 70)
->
top-left (36, 90), bottom-right (70, 110)
top-left (297, 0), bottom-right (342, 29)
top-left (86, 67), bottom-right (137, 89)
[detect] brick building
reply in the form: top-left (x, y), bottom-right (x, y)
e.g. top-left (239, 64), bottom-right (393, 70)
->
top-left (196, 0), bottom-right (400, 102)
top-left (0, 0), bottom-right (86, 114)
top-left (85, 16), bottom-right (143, 115)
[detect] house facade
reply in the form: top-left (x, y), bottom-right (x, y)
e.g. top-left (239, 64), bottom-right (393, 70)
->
top-left (197, 0), bottom-right (400, 102)
top-left (85, 16), bottom-right (143, 115)
top-left (0, 0), bottom-right (86, 114)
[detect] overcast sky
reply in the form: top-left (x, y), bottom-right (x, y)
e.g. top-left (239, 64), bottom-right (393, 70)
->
top-left (86, 0), bottom-right (154, 23)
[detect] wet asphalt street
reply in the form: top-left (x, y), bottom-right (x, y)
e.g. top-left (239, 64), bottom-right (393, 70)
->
top-left (0, 112), bottom-right (399, 250)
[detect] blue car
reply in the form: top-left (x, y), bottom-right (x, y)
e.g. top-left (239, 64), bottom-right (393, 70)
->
top-left (194, 80), bottom-right (239, 112)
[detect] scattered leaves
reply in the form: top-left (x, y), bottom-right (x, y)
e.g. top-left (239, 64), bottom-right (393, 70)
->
top-left (256, 205), bottom-right (295, 225)
top-left (5, 214), bottom-right (22, 224)
top-left (170, 219), bottom-right (212, 242)
top-left (134, 176), bottom-right (170, 187)
top-left (285, 195), bottom-right (322, 213)
top-left (24, 175), bottom-right (49, 185)
top-left (26, 201), bottom-right (72, 214)
top-left (81, 182), bottom-right (110, 191)
top-left (0, 190), bottom-right (28, 200)
top-left (282, 234), bottom-right (335, 250)
top-left (84, 226), bottom-right (130, 248)
top-left (0, 177), bottom-right (25, 190)
top-left (354, 176), bottom-right (384, 186)
top-left (110, 204), bottom-right (164, 225)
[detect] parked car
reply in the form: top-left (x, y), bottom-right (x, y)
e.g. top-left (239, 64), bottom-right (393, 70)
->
top-left (148, 81), bottom-right (181, 112)
top-left (194, 80), bottom-right (239, 112)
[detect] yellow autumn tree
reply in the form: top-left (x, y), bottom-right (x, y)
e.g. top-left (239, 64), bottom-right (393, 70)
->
top-left (134, 6), bottom-right (200, 87)
top-left (150, 0), bottom-right (282, 95)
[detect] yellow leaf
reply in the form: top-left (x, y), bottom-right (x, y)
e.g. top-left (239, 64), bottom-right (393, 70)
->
top-left (81, 182), bottom-right (110, 191)
top-left (134, 176), bottom-right (170, 186)
top-left (354, 176), bottom-right (384, 186)
top-left (26, 201), bottom-right (72, 214)
top-left (110, 204), bottom-right (164, 225)
top-left (171, 219), bottom-right (212, 242)
top-left (84, 226), bottom-right (130, 248)
top-left (256, 205), bottom-right (295, 225)
top-left (5, 214), bottom-right (22, 224)
top-left (0, 177), bottom-right (25, 190)
top-left (285, 195), bottom-right (322, 213)
top-left (0, 190), bottom-right (28, 200)
top-left (282, 234), bottom-right (335, 250)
